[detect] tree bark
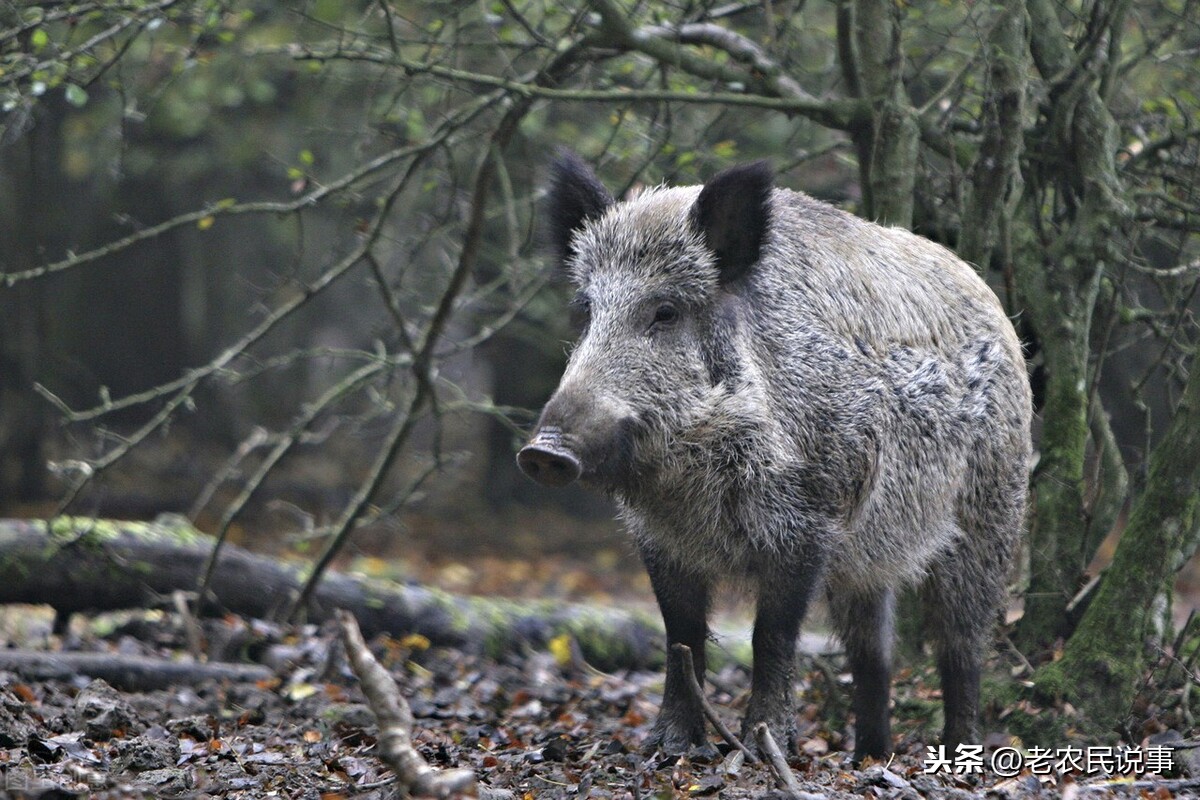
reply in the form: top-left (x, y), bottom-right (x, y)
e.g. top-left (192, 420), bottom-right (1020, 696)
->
top-left (0, 650), bottom-right (272, 692)
top-left (957, 1), bottom-right (1028, 273)
top-left (1016, 304), bottom-right (1095, 648)
top-left (1082, 393), bottom-right (1129, 566)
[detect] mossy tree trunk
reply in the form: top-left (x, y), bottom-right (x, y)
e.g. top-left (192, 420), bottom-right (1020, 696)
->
top-left (1014, 259), bottom-right (1098, 649)
top-left (1037, 360), bottom-right (1200, 734)
top-left (0, 517), bottom-right (668, 672)
top-left (1012, 0), bottom-right (1133, 654)
top-left (842, 0), bottom-right (919, 229)
top-left (956, 1), bottom-right (1028, 274)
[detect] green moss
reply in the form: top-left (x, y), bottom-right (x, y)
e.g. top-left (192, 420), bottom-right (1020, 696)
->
top-left (893, 692), bottom-right (942, 742)
top-left (1030, 660), bottom-right (1067, 701)
top-left (1015, 330), bottom-right (1094, 653)
top-left (986, 673), bottom-right (1070, 745)
top-left (1029, 646), bottom-right (1138, 741)
top-left (46, 516), bottom-right (123, 543)
top-left (44, 516), bottom-right (206, 547)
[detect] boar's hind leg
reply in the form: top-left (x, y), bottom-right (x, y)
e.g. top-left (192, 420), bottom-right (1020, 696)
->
top-left (640, 544), bottom-right (712, 754)
top-left (828, 585), bottom-right (895, 761)
top-left (924, 535), bottom-right (1009, 752)
top-left (742, 566), bottom-right (822, 752)
top-left (929, 438), bottom-right (1023, 750)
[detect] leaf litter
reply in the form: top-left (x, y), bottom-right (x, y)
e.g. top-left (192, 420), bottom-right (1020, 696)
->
top-left (0, 607), bottom-right (1188, 798)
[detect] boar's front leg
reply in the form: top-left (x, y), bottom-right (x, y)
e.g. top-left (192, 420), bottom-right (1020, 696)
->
top-left (640, 543), bottom-right (712, 755)
top-left (742, 560), bottom-right (823, 753)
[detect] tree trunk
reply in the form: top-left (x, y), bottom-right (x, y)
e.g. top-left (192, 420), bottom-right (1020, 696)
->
top-left (1013, 0), bottom-right (1131, 654)
top-left (1016, 305), bottom-right (1094, 648)
top-left (847, 0), bottom-right (918, 228)
top-left (957, 1), bottom-right (1028, 273)
top-left (0, 650), bottom-right (272, 693)
top-left (1036, 358), bottom-right (1200, 734)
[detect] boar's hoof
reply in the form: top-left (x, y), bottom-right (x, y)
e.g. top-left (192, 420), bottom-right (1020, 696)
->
top-left (644, 717), bottom-right (714, 759)
top-left (517, 433), bottom-right (582, 487)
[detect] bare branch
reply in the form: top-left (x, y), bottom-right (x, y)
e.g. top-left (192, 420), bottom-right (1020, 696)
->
top-left (335, 610), bottom-right (478, 798)
top-left (278, 42), bottom-right (863, 125)
top-left (674, 644), bottom-right (759, 764)
top-left (194, 359), bottom-right (389, 610)
top-left (584, 0), bottom-right (860, 129)
top-left (188, 426), bottom-right (272, 521)
top-left (753, 723), bottom-right (825, 800)
top-left (51, 385), bottom-right (196, 516)
top-left (641, 22), bottom-right (810, 100)
top-left (2, 120), bottom-right (491, 287)
top-left (1129, 256), bottom-right (1200, 279)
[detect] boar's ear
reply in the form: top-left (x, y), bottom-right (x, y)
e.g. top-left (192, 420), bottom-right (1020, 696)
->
top-left (546, 151), bottom-right (613, 263)
top-left (691, 161), bottom-right (773, 285)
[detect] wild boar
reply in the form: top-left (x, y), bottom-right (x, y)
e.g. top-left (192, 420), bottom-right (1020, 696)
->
top-left (517, 152), bottom-right (1030, 760)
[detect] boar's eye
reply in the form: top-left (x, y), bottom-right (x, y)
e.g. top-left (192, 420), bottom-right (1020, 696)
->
top-left (650, 302), bottom-right (680, 331)
top-left (569, 296), bottom-right (591, 330)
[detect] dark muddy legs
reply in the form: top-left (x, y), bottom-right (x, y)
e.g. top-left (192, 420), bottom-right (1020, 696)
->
top-left (740, 561), bottom-right (826, 752)
top-left (641, 546), bottom-right (711, 753)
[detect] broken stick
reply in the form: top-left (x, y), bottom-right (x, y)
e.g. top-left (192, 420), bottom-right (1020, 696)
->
top-left (335, 610), bottom-right (477, 799)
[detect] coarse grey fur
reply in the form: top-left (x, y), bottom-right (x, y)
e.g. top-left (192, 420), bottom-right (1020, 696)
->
top-left (518, 153), bottom-right (1031, 761)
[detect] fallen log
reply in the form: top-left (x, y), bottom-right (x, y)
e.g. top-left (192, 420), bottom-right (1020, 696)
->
top-left (0, 650), bottom-right (273, 692)
top-left (0, 517), bottom-right (663, 671)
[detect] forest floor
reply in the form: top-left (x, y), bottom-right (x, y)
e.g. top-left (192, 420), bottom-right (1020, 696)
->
top-left (0, 581), bottom-right (1190, 799)
top-left (2, 432), bottom-right (1196, 798)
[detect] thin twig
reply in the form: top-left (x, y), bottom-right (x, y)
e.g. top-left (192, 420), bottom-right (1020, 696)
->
top-left (172, 590), bottom-right (204, 661)
top-left (284, 459), bottom-right (438, 547)
top-left (4, 92), bottom-right (499, 289)
top-left (674, 644), bottom-right (758, 764)
top-left (188, 426), bottom-right (272, 521)
top-left (51, 386), bottom-right (196, 516)
top-left (754, 723), bottom-right (825, 800)
top-left (194, 360), bottom-right (389, 612)
top-left (335, 610), bottom-right (477, 798)
top-left (287, 395), bottom-right (424, 621)
top-left (1002, 633), bottom-right (1036, 676)
top-left (366, 251), bottom-right (417, 353)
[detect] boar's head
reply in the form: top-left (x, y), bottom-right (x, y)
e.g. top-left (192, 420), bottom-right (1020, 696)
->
top-left (517, 152), bottom-right (772, 493)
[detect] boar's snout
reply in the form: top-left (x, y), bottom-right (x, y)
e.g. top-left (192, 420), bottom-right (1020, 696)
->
top-left (518, 387), bottom-right (637, 489)
top-left (517, 427), bottom-right (582, 487)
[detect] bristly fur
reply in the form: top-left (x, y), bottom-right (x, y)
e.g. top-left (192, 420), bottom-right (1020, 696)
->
top-left (526, 153), bottom-right (1032, 760)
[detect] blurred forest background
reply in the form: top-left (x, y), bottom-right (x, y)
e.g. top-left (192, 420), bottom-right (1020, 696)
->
top-left (1, 0), bottom-right (1199, 738)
